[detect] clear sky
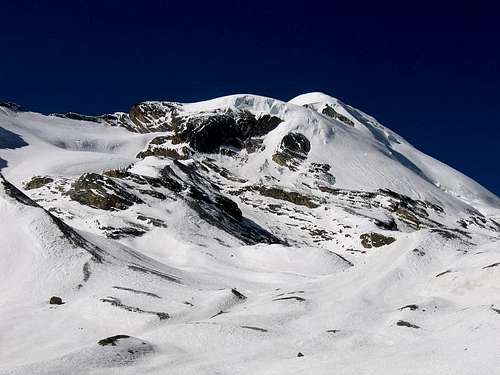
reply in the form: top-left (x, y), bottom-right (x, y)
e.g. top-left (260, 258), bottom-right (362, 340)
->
top-left (1, 1), bottom-right (499, 195)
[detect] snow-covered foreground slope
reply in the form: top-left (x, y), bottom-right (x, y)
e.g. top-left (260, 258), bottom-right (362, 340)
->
top-left (0, 94), bottom-right (499, 374)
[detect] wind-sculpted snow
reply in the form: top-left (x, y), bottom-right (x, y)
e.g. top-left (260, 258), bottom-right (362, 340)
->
top-left (0, 93), bottom-right (499, 374)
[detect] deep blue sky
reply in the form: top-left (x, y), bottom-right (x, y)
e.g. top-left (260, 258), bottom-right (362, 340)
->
top-left (1, 1), bottom-right (499, 195)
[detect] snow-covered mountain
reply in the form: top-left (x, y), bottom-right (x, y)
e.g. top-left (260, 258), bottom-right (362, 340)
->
top-left (0, 93), bottom-right (499, 375)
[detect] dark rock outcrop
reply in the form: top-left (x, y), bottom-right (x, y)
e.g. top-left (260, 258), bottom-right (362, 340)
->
top-left (128, 102), bottom-right (177, 133)
top-left (113, 102), bottom-right (283, 154)
top-left (244, 137), bottom-right (265, 153)
top-left (272, 132), bottom-right (311, 171)
top-left (399, 304), bottom-right (419, 311)
top-left (360, 232), bottom-right (396, 248)
top-left (248, 185), bottom-right (320, 208)
top-left (231, 288), bottom-right (247, 300)
top-left (67, 173), bottom-right (143, 210)
top-left (319, 186), bottom-right (444, 231)
top-left (308, 163), bottom-right (336, 187)
top-left (322, 104), bottom-right (355, 126)
top-left (435, 270), bottom-right (452, 278)
top-left (396, 320), bottom-right (420, 329)
top-left (101, 296), bottom-right (170, 320)
top-left (136, 136), bottom-right (191, 160)
top-left (164, 161), bottom-right (283, 245)
top-left (98, 335), bottom-right (131, 346)
top-left (98, 161), bottom-right (282, 245)
top-left (179, 110), bottom-right (282, 153)
top-left (24, 175), bottom-right (53, 190)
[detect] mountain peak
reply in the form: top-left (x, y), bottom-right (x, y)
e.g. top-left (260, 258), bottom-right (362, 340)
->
top-left (0, 92), bottom-right (499, 374)
top-left (288, 91), bottom-right (340, 106)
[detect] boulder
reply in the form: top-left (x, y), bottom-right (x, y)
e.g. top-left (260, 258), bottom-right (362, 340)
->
top-left (49, 296), bottom-right (64, 305)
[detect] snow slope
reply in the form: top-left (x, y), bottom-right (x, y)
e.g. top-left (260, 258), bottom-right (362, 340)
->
top-left (0, 93), bottom-right (499, 374)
